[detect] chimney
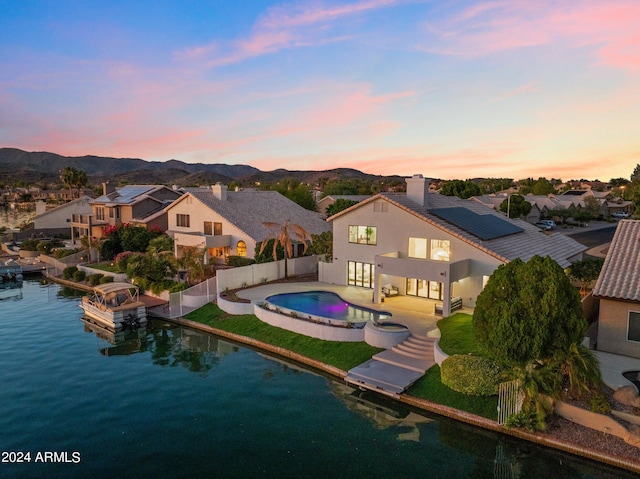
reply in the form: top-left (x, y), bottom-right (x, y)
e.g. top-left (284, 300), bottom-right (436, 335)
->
top-left (102, 182), bottom-right (115, 196)
top-left (406, 174), bottom-right (430, 208)
top-left (212, 183), bottom-right (228, 201)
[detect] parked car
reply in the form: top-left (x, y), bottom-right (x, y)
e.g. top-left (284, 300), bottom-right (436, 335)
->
top-left (535, 220), bottom-right (556, 230)
top-left (612, 211), bottom-right (631, 219)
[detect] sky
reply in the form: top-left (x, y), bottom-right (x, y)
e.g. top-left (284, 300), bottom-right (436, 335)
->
top-left (1, 0), bottom-right (639, 181)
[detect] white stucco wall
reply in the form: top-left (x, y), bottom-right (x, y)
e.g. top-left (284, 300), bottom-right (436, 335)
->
top-left (34, 198), bottom-right (92, 230)
top-left (167, 194), bottom-right (257, 258)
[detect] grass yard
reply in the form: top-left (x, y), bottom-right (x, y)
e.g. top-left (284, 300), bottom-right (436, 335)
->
top-left (185, 303), bottom-right (498, 420)
top-left (86, 262), bottom-right (121, 273)
top-left (407, 366), bottom-right (499, 420)
top-left (436, 313), bottom-right (483, 356)
top-left (185, 303), bottom-right (383, 371)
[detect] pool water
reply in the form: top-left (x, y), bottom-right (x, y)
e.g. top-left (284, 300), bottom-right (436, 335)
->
top-left (266, 290), bottom-right (391, 323)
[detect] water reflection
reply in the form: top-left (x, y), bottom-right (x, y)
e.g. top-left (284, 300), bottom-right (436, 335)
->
top-left (80, 318), bottom-right (239, 374)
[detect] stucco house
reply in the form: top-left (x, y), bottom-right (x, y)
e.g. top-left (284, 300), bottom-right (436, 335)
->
top-left (316, 195), bottom-right (371, 217)
top-left (70, 184), bottom-right (182, 243)
top-left (592, 220), bottom-right (640, 359)
top-left (33, 196), bottom-right (93, 234)
top-left (165, 184), bottom-right (331, 264)
top-left (321, 174), bottom-right (586, 317)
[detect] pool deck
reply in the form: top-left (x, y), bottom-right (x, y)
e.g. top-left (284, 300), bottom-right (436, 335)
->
top-left (237, 281), bottom-right (640, 393)
top-left (236, 281), bottom-right (464, 337)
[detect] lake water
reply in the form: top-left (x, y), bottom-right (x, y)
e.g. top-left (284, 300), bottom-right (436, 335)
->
top-left (0, 279), bottom-right (635, 478)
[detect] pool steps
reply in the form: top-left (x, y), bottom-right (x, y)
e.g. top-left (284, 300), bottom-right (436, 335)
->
top-left (346, 334), bottom-right (437, 397)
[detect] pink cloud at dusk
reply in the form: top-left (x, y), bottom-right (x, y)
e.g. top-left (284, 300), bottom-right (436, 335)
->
top-left (1, 0), bottom-right (639, 182)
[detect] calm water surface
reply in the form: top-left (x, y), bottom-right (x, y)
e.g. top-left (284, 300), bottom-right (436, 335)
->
top-left (0, 279), bottom-right (635, 479)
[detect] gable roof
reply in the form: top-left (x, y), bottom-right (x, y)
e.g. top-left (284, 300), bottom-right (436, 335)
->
top-left (33, 195), bottom-right (91, 220)
top-left (175, 189), bottom-right (330, 241)
top-left (330, 192), bottom-right (586, 267)
top-left (593, 220), bottom-right (640, 302)
top-left (92, 185), bottom-right (177, 206)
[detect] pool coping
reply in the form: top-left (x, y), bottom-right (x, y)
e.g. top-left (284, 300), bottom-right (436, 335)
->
top-left (164, 314), bottom-right (640, 475)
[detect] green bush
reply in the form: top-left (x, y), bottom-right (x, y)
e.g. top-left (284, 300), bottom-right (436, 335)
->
top-left (72, 270), bottom-right (86, 282)
top-left (37, 239), bottom-right (64, 254)
top-left (88, 273), bottom-right (104, 286)
top-left (588, 394), bottom-right (611, 415)
top-left (53, 248), bottom-right (81, 259)
top-left (99, 275), bottom-right (114, 284)
top-left (20, 238), bottom-right (41, 251)
top-left (62, 266), bottom-right (78, 280)
top-left (505, 410), bottom-right (540, 431)
top-left (441, 355), bottom-right (503, 396)
top-left (227, 255), bottom-right (256, 267)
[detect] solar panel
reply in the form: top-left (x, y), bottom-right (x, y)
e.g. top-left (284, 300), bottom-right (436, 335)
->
top-left (429, 207), bottom-right (523, 240)
top-left (113, 186), bottom-right (154, 203)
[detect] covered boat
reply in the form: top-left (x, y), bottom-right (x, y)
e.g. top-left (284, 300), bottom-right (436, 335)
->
top-left (0, 259), bottom-right (23, 300)
top-left (80, 282), bottom-right (147, 331)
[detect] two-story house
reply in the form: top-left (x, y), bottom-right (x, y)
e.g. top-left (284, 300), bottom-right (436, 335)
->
top-left (165, 184), bottom-right (330, 263)
top-left (322, 174), bottom-right (586, 317)
top-left (71, 184), bottom-right (182, 243)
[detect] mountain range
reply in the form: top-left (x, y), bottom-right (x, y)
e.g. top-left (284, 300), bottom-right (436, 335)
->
top-left (0, 148), bottom-right (400, 186)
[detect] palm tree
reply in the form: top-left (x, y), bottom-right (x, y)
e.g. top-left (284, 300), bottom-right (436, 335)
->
top-left (79, 235), bottom-right (103, 263)
top-left (59, 166), bottom-right (88, 199)
top-left (177, 246), bottom-right (206, 285)
top-left (259, 220), bottom-right (313, 279)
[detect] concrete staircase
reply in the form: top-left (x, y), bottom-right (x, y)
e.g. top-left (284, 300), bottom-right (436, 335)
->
top-left (345, 335), bottom-right (437, 397)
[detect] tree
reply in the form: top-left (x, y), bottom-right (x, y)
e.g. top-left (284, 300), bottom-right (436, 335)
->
top-left (440, 180), bottom-right (481, 199)
top-left (532, 177), bottom-right (554, 195)
top-left (326, 198), bottom-right (359, 217)
top-left (566, 258), bottom-right (604, 294)
top-left (473, 255), bottom-right (596, 430)
top-left (176, 246), bottom-right (206, 285)
top-left (79, 235), bottom-right (104, 263)
top-left (309, 231), bottom-right (333, 262)
top-left (59, 166), bottom-right (88, 199)
top-left (473, 256), bottom-right (586, 365)
top-left (582, 196), bottom-right (600, 218)
top-left (499, 194), bottom-right (532, 219)
top-left (258, 220), bottom-right (313, 279)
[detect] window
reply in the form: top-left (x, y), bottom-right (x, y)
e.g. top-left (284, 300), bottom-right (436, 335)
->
top-left (430, 239), bottom-right (451, 262)
top-left (348, 225), bottom-right (377, 245)
top-left (95, 207), bottom-right (104, 221)
top-left (408, 238), bottom-right (427, 259)
top-left (109, 207), bottom-right (114, 219)
top-left (176, 214), bottom-right (190, 228)
top-left (373, 202), bottom-right (388, 213)
top-left (348, 261), bottom-right (375, 288)
top-left (237, 241), bottom-right (247, 257)
top-left (406, 279), bottom-right (442, 300)
top-left (204, 221), bottom-right (212, 235)
top-left (628, 311), bottom-right (640, 342)
top-left (214, 222), bottom-right (222, 235)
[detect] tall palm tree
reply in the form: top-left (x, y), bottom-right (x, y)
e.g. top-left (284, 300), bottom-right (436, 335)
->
top-left (259, 220), bottom-right (313, 279)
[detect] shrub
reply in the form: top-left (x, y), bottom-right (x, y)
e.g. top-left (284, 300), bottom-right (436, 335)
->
top-left (73, 270), bottom-right (86, 282)
top-left (226, 255), bottom-right (256, 267)
top-left (53, 248), bottom-right (81, 259)
top-left (440, 355), bottom-right (503, 396)
top-left (505, 410), bottom-right (540, 431)
top-left (114, 251), bottom-right (136, 272)
top-left (589, 394), bottom-right (611, 415)
top-left (99, 275), bottom-right (114, 284)
top-left (62, 266), bottom-right (78, 280)
top-left (37, 239), bottom-right (64, 255)
top-left (88, 273), bottom-right (104, 286)
top-left (20, 238), bottom-right (41, 251)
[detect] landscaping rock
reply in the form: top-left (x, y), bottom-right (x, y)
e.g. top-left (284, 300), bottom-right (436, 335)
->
top-left (613, 386), bottom-right (640, 407)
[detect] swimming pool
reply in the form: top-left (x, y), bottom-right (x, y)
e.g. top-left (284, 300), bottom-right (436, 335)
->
top-left (265, 291), bottom-right (391, 325)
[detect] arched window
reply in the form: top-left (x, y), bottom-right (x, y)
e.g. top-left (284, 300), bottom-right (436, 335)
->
top-left (237, 240), bottom-right (247, 257)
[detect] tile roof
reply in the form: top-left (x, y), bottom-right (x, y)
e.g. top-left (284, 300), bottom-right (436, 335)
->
top-left (331, 192), bottom-right (586, 267)
top-left (186, 189), bottom-right (331, 241)
top-left (593, 220), bottom-right (640, 301)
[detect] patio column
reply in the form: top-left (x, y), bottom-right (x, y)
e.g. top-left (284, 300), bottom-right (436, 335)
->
top-left (442, 275), bottom-right (452, 317)
top-left (373, 271), bottom-right (382, 304)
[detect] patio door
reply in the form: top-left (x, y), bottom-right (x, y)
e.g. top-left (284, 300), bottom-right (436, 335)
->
top-left (406, 278), bottom-right (443, 300)
top-left (347, 261), bottom-right (375, 288)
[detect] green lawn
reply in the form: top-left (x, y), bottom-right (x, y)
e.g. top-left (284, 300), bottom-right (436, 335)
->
top-left (436, 313), bottom-right (483, 356)
top-left (86, 262), bottom-right (121, 273)
top-left (407, 366), bottom-right (498, 420)
top-left (185, 303), bottom-right (383, 371)
top-left (185, 303), bottom-right (498, 420)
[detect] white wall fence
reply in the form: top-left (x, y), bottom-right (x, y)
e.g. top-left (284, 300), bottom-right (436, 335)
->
top-left (40, 251), bottom-right (85, 277)
top-left (216, 256), bottom-right (319, 293)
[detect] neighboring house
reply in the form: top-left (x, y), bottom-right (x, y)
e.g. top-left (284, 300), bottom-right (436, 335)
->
top-left (165, 184), bottom-right (331, 264)
top-left (33, 196), bottom-right (93, 236)
top-left (70, 184), bottom-right (182, 243)
top-left (322, 174), bottom-right (586, 317)
top-left (592, 220), bottom-right (640, 359)
top-left (472, 190), bottom-right (633, 223)
top-left (317, 195), bottom-right (371, 217)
